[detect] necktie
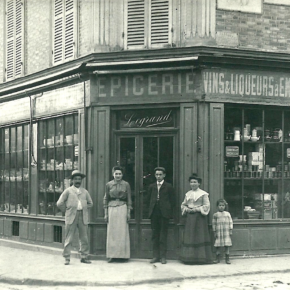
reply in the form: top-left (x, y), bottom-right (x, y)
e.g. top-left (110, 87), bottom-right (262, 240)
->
top-left (157, 182), bottom-right (161, 200)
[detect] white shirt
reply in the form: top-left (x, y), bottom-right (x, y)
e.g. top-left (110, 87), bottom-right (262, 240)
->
top-left (157, 180), bottom-right (164, 199)
top-left (73, 186), bottom-right (83, 210)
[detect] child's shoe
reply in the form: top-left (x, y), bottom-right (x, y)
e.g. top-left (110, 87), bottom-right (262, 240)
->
top-left (225, 254), bottom-right (231, 264)
top-left (214, 254), bottom-right (220, 263)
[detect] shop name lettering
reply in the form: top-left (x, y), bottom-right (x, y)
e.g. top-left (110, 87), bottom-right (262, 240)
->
top-left (98, 73), bottom-right (195, 97)
top-left (203, 72), bottom-right (290, 97)
top-left (124, 111), bottom-right (172, 127)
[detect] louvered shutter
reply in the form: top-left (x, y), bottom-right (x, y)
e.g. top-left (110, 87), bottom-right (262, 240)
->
top-left (64, 0), bottom-right (75, 60)
top-left (15, 0), bottom-right (24, 77)
top-left (53, 0), bottom-right (64, 64)
top-left (6, 0), bottom-right (14, 80)
top-left (126, 0), bottom-right (145, 49)
top-left (149, 0), bottom-right (170, 47)
top-left (53, 0), bottom-right (75, 64)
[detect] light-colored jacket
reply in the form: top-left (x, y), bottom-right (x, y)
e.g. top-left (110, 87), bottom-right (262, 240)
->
top-left (57, 186), bottom-right (93, 225)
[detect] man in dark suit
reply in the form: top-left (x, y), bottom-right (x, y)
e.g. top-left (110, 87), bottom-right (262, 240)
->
top-left (148, 167), bottom-right (174, 264)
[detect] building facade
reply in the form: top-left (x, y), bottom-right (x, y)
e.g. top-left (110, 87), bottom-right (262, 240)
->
top-left (1, 0), bottom-right (290, 258)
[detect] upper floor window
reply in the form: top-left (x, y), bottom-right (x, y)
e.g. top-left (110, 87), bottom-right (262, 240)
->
top-left (5, 0), bottom-right (24, 81)
top-left (53, 0), bottom-right (77, 65)
top-left (125, 0), bottom-right (172, 50)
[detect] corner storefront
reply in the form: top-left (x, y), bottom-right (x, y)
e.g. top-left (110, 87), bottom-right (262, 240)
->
top-left (1, 50), bottom-right (290, 258)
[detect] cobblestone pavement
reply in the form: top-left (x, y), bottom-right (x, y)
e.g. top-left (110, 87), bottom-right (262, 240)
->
top-left (1, 272), bottom-right (290, 290)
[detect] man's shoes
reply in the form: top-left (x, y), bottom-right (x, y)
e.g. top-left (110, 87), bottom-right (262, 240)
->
top-left (80, 258), bottom-right (92, 264)
top-left (161, 258), bottom-right (167, 264)
top-left (150, 258), bottom-right (159, 263)
top-left (64, 259), bottom-right (70, 265)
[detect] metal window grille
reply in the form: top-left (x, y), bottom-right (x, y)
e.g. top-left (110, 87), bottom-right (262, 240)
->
top-left (53, 225), bottom-right (62, 243)
top-left (12, 221), bottom-right (20, 236)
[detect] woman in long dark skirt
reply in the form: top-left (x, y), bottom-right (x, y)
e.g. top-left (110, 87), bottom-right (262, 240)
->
top-left (180, 174), bottom-right (214, 264)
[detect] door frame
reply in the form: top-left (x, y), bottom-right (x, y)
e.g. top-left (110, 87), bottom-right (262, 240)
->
top-left (112, 131), bottom-right (179, 258)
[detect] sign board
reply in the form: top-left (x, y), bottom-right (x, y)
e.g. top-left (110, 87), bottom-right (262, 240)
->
top-left (226, 146), bottom-right (239, 157)
top-left (118, 109), bottom-right (175, 129)
top-left (203, 69), bottom-right (290, 99)
top-left (217, 0), bottom-right (262, 14)
top-left (97, 71), bottom-right (197, 98)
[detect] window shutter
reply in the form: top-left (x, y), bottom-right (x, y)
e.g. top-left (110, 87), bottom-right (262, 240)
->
top-left (53, 0), bottom-right (75, 64)
top-left (64, 0), bottom-right (74, 60)
top-left (53, 0), bottom-right (64, 64)
top-left (6, 0), bottom-right (24, 80)
top-left (6, 0), bottom-right (14, 80)
top-left (127, 0), bottom-right (145, 49)
top-left (15, 0), bottom-right (24, 77)
top-left (149, 0), bottom-right (170, 46)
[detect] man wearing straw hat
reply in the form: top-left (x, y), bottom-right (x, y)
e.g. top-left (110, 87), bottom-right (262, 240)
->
top-left (57, 170), bottom-right (93, 265)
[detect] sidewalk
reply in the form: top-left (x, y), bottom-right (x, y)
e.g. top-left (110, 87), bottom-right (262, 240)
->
top-left (0, 240), bottom-right (290, 287)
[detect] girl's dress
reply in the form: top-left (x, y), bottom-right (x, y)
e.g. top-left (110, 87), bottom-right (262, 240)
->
top-left (180, 188), bottom-right (213, 264)
top-left (212, 211), bottom-right (233, 247)
top-left (103, 179), bottom-right (132, 259)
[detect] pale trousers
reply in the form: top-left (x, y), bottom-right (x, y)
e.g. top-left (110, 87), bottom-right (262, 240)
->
top-left (63, 210), bottom-right (89, 259)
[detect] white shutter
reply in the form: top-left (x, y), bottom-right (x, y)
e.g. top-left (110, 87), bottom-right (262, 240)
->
top-left (53, 0), bottom-right (64, 64)
top-left (6, 0), bottom-right (15, 80)
top-left (126, 0), bottom-right (145, 49)
top-left (53, 0), bottom-right (76, 64)
top-left (15, 0), bottom-right (24, 77)
top-left (149, 0), bottom-right (170, 47)
top-left (6, 0), bottom-right (24, 80)
top-left (64, 0), bottom-right (74, 60)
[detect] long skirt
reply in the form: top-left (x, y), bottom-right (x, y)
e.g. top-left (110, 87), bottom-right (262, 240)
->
top-left (107, 204), bottom-right (130, 258)
top-left (179, 212), bottom-right (213, 264)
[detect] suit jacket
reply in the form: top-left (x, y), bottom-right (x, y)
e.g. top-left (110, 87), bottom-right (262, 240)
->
top-left (57, 186), bottom-right (93, 225)
top-left (148, 181), bottom-right (175, 219)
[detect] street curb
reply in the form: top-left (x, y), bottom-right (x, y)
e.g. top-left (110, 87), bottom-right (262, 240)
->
top-left (0, 239), bottom-right (106, 260)
top-left (1, 269), bottom-right (290, 287)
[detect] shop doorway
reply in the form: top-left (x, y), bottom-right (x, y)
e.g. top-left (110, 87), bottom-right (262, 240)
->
top-left (114, 133), bottom-right (177, 258)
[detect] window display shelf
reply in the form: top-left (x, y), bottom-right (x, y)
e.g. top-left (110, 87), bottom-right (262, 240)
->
top-left (37, 114), bottom-right (78, 217)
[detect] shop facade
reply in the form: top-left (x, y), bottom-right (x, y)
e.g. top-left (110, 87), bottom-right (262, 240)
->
top-left (1, 52), bottom-right (290, 258)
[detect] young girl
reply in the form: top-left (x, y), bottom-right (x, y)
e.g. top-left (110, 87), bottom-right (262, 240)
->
top-left (212, 199), bottom-right (233, 264)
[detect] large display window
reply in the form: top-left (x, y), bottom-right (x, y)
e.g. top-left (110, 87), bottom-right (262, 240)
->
top-left (0, 125), bottom-right (29, 214)
top-left (38, 114), bottom-right (78, 216)
top-left (224, 106), bottom-right (290, 220)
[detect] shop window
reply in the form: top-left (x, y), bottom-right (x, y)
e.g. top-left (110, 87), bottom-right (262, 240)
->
top-left (0, 125), bottom-right (29, 214)
top-left (5, 0), bottom-right (25, 80)
top-left (52, 0), bottom-right (77, 64)
top-left (125, 0), bottom-right (172, 50)
top-left (224, 106), bottom-right (290, 220)
top-left (38, 114), bottom-right (78, 216)
top-left (53, 225), bottom-right (62, 243)
top-left (12, 221), bottom-right (19, 236)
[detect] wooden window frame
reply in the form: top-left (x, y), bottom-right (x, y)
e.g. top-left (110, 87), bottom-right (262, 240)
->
top-left (52, 0), bottom-right (78, 65)
top-left (124, 0), bottom-right (172, 50)
top-left (5, 0), bottom-right (24, 81)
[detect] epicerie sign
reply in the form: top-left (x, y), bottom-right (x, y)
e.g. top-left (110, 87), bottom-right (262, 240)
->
top-left (97, 72), bottom-right (197, 98)
top-left (203, 70), bottom-right (290, 98)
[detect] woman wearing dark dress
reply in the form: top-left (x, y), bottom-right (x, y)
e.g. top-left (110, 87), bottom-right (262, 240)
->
top-left (103, 166), bottom-right (132, 262)
top-left (179, 174), bottom-right (213, 264)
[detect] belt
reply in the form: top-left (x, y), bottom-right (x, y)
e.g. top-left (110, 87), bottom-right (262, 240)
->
top-left (110, 198), bottom-right (127, 201)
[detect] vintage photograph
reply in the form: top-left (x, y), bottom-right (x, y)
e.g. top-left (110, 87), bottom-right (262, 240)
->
top-left (1, 0), bottom-right (290, 289)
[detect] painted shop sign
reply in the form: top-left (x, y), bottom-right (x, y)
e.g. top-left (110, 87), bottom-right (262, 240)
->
top-left (97, 72), bottom-right (197, 98)
top-left (117, 109), bottom-right (175, 129)
top-left (226, 146), bottom-right (239, 157)
top-left (203, 70), bottom-right (290, 98)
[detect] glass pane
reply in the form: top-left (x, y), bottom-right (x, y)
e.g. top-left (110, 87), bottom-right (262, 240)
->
top-left (142, 136), bottom-right (174, 219)
top-left (120, 138), bottom-right (136, 220)
top-left (224, 107), bottom-right (243, 220)
top-left (0, 125), bottom-right (29, 214)
top-left (38, 114), bottom-right (77, 216)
